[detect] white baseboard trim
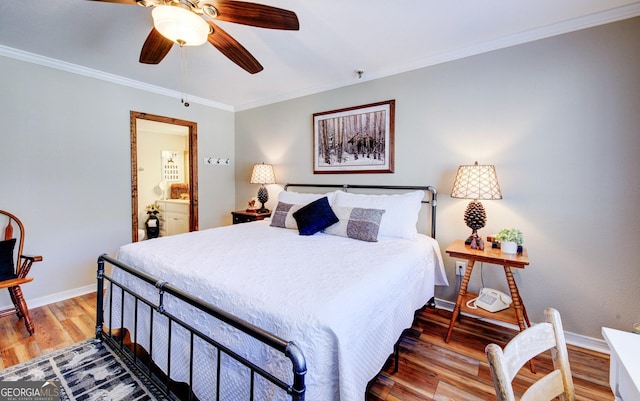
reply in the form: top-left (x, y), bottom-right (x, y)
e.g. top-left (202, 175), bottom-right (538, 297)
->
top-left (1, 285), bottom-right (96, 312)
top-left (564, 331), bottom-right (610, 355)
top-left (2, 290), bottom-right (611, 355)
top-left (434, 298), bottom-right (609, 355)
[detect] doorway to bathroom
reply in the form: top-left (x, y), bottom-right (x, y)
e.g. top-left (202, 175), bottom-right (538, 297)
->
top-left (130, 111), bottom-right (198, 242)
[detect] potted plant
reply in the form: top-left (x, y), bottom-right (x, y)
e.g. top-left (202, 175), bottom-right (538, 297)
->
top-left (495, 228), bottom-right (523, 254)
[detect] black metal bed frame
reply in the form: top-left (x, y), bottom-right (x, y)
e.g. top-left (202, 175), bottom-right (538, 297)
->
top-left (94, 184), bottom-right (437, 401)
top-left (96, 254), bottom-right (307, 401)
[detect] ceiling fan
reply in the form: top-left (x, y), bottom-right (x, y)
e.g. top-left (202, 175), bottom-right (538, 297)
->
top-left (88, 0), bottom-right (299, 74)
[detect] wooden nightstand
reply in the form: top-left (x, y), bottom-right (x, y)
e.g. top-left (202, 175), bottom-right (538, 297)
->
top-left (444, 240), bottom-right (533, 369)
top-left (231, 210), bottom-right (272, 224)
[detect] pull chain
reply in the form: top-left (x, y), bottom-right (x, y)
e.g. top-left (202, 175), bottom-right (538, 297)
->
top-left (180, 45), bottom-right (190, 107)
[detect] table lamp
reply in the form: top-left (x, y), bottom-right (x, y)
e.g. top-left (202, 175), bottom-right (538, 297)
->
top-left (451, 161), bottom-right (502, 245)
top-left (250, 163), bottom-right (276, 213)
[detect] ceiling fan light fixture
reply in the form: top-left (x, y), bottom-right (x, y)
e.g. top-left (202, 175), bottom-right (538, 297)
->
top-left (152, 5), bottom-right (210, 46)
top-left (202, 4), bottom-right (219, 18)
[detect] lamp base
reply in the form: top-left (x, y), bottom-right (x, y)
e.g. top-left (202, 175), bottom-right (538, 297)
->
top-left (257, 198), bottom-right (269, 214)
top-left (257, 185), bottom-right (269, 205)
top-left (256, 186), bottom-right (269, 214)
top-left (463, 199), bottom-right (487, 247)
top-left (464, 229), bottom-right (479, 245)
top-left (257, 198), bottom-right (269, 213)
top-left (465, 231), bottom-right (485, 250)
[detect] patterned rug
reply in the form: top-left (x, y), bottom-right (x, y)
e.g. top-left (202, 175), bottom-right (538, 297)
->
top-left (0, 339), bottom-right (171, 401)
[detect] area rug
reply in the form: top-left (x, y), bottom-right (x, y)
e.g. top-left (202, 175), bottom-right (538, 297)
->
top-left (0, 339), bottom-right (171, 401)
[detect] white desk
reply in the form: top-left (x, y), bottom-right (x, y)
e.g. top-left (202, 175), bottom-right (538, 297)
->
top-left (602, 327), bottom-right (640, 401)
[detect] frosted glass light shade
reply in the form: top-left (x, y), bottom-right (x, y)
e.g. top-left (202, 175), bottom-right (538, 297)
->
top-left (152, 5), bottom-right (209, 46)
top-left (250, 164), bottom-right (276, 184)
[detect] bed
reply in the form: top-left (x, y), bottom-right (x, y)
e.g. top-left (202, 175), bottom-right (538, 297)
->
top-left (100, 184), bottom-right (448, 401)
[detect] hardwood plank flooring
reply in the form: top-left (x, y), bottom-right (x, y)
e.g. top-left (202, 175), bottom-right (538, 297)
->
top-left (0, 292), bottom-right (96, 370)
top-left (368, 307), bottom-right (614, 401)
top-left (0, 294), bottom-right (613, 401)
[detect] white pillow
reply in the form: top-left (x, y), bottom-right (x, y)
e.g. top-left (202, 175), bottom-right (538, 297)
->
top-left (332, 190), bottom-right (423, 239)
top-left (277, 190), bottom-right (336, 205)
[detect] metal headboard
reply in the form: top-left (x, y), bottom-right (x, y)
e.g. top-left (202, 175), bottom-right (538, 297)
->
top-left (283, 184), bottom-right (437, 238)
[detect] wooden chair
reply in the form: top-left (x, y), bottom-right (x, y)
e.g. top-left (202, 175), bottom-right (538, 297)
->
top-left (485, 308), bottom-right (575, 401)
top-left (0, 210), bottom-right (42, 335)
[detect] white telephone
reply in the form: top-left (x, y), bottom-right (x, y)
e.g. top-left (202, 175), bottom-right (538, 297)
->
top-left (466, 288), bottom-right (512, 313)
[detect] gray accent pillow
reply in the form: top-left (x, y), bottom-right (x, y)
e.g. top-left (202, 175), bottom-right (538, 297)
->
top-left (270, 202), bottom-right (303, 229)
top-left (323, 206), bottom-right (385, 242)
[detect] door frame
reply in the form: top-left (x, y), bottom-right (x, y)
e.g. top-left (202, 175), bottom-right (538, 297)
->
top-left (130, 111), bottom-right (198, 242)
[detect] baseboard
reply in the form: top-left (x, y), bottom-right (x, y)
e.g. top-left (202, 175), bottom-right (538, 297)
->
top-left (434, 297), bottom-right (610, 355)
top-left (2, 290), bottom-right (611, 355)
top-left (563, 331), bottom-right (610, 354)
top-left (1, 284), bottom-right (96, 312)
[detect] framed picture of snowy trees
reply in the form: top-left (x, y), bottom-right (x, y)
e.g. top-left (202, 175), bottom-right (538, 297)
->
top-left (313, 100), bottom-right (395, 174)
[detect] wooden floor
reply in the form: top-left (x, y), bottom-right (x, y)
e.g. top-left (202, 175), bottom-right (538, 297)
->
top-left (0, 293), bottom-right (613, 401)
top-left (368, 307), bottom-right (614, 401)
top-left (0, 292), bottom-right (96, 370)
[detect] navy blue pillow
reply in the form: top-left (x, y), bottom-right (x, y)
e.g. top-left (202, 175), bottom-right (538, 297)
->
top-left (292, 197), bottom-right (339, 236)
top-left (0, 239), bottom-right (17, 280)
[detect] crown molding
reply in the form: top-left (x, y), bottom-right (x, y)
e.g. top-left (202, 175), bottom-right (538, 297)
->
top-left (2, 2), bottom-right (639, 112)
top-left (0, 45), bottom-right (234, 112)
top-left (235, 3), bottom-right (640, 111)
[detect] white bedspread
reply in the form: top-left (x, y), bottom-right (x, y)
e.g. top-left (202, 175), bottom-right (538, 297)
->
top-left (110, 221), bottom-right (447, 401)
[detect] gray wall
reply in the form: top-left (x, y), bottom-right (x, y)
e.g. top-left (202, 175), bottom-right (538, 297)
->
top-left (1, 16), bottom-right (637, 342)
top-left (0, 56), bottom-right (236, 306)
top-left (235, 18), bottom-right (640, 339)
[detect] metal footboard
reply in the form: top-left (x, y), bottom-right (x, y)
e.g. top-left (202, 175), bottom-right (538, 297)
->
top-left (96, 254), bottom-right (306, 401)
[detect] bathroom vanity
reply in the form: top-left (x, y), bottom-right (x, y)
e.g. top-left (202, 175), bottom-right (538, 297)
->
top-left (156, 199), bottom-right (190, 237)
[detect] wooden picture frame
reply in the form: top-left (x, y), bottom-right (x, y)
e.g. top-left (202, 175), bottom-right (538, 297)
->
top-left (313, 100), bottom-right (395, 174)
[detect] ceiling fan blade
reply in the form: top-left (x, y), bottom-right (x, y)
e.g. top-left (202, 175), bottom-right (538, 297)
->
top-left (207, 21), bottom-right (263, 74)
top-left (86, 0), bottom-right (141, 4)
top-left (210, 0), bottom-right (299, 30)
top-left (139, 28), bottom-right (174, 64)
